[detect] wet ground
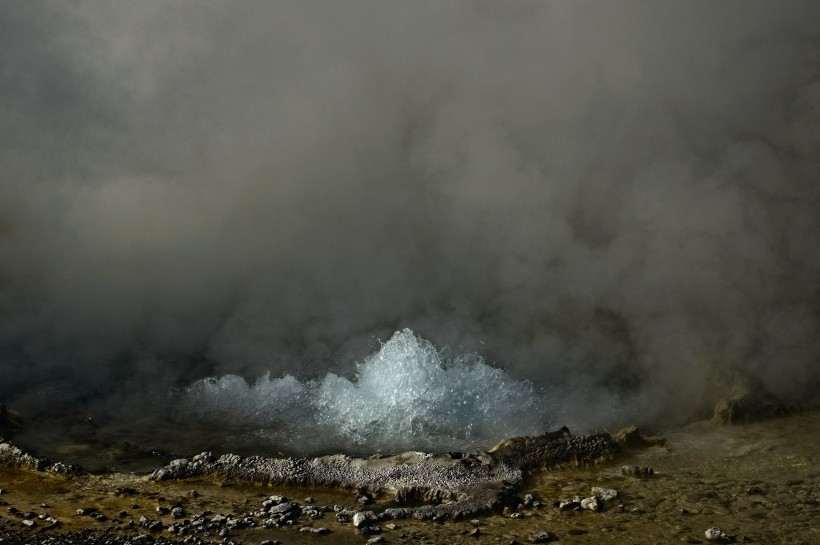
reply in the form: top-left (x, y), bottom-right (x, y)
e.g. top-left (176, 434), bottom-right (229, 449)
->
top-left (1, 411), bottom-right (819, 545)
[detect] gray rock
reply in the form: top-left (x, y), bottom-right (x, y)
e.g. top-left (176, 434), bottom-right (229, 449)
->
top-left (591, 487), bottom-right (618, 501)
top-left (268, 501), bottom-right (300, 515)
top-left (580, 496), bottom-right (601, 512)
top-left (704, 527), bottom-right (735, 542)
top-left (299, 526), bottom-right (330, 534)
top-left (353, 511), bottom-right (378, 528)
top-left (529, 530), bottom-right (553, 543)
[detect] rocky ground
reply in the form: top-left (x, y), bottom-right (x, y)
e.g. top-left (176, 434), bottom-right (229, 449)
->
top-left (1, 409), bottom-right (818, 545)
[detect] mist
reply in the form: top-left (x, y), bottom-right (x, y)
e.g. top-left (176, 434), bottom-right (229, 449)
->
top-left (1, 1), bottom-right (819, 442)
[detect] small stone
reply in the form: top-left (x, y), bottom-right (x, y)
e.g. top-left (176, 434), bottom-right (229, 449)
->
top-left (621, 465), bottom-right (654, 476)
top-left (470, 519), bottom-right (481, 526)
top-left (299, 526), bottom-right (330, 534)
top-left (705, 527), bottom-right (734, 542)
top-left (529, 530), bottom-right (553, 543)
top-left (591, 487), bottom-right (618, 501)
top-left (510, 512), bottom-right (522, 518)
top-left (523, 494), bottom-right (534, 507)
top-left (304, 496), bottom-right (315, 503)
top-left (557, 499), bottom-right (579, 511)
top-left (470, 527), bottom-right (481, 536)
top-left (172, 507), bottom-right (185, 519)
top-left (156, 506), bottom-right (170, 515)
top-left (385, 523), bottom-right (398, 530)
top-left (357, 493), bottom-right (373, 505)
top-left (581, 496), bottom-right (601, 512)
top-left (22, 519), bottom-right (35, 527)
top-left (353, 511), bottom-right (378, 528)
top-left (367, 538), bottom-right (385, 544)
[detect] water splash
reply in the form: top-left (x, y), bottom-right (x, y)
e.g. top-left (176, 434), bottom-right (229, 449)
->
top-left (183, 329), bottom-right (548, 454)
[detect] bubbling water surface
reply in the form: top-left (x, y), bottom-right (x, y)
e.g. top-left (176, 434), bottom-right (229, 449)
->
top-left (183, 329), bottom-right (550, 454)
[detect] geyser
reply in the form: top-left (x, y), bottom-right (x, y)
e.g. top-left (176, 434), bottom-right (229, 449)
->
top-left (183, 329), bottom-right (546, 454)
top-left (1, 1), bottom-right (819, 455)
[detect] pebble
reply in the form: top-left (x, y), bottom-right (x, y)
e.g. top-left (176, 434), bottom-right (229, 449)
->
top-left (591, 487), bottom-right (618, 501)
top-left (299, 526), bottom-right (330, 534)
top-left (523, 493), bottom-right (534, 507)
top-left (705, 527), bottom-right (734, 542)
top-left (621, 465), bottom-right (654, 476)
top-left (367, 537), bottom-right (385, 544)
top-left (470, 527), bottom-right (481, 536)
top-left (529, 530), bottom-right (553, 543)
top-left (557, 499), bottom-right (579, 511)
top-left (581, 496), bottom-right (602, 512)
top-left (353, 511), bottom-right (378, 528)
top-left (171, 507), bottom-right (185, 519)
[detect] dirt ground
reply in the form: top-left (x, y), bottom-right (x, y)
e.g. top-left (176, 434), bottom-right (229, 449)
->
top-left (1, 411), bottom-right (818, 545)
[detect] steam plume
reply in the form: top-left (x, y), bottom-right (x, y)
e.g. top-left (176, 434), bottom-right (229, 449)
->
top-left (1, 1), bottom-right (819, 435)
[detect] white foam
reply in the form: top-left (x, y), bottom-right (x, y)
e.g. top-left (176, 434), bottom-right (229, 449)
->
top-left (182, 329), bottom-right (548, 454)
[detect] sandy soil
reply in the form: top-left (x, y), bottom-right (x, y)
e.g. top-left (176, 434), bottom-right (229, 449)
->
top-left (1, 411), bottom-right (818, 545)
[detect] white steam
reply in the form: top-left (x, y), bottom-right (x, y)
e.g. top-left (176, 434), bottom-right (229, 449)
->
top-left (1, 2), bottom-right (819, 444)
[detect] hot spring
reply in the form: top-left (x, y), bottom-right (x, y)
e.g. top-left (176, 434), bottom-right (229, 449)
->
top-left (2, 1), bottom-right (820, 472)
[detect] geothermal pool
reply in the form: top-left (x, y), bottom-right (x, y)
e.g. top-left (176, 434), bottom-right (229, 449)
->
top-left (9, 329), bottom-right (570, 472)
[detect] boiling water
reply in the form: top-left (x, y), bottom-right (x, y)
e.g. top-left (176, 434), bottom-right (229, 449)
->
top-left (9, 330), bottom-right (567, 469)
top-left (181, 329), bottom-right (551, 454)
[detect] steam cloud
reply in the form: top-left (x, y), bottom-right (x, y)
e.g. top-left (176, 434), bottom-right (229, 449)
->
top-left (1, 1), bottom-right (819, 436)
